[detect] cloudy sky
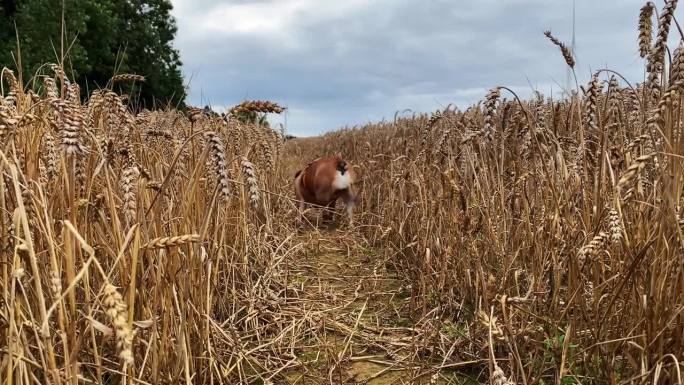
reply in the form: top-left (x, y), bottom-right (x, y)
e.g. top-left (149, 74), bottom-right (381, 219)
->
top-left (170, 0), bottom-right (658, 137)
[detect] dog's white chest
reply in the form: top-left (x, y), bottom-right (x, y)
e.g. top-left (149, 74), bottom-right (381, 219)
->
top-left (332, 171), bottom-right (351, 190)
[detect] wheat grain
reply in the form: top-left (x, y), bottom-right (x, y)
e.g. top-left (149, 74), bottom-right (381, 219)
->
top-left (670, 40), bottom-right (684, 88)
top-left (110, 74), bottom-right (146, 83)
top-left (43, 75), bottom-right (60, 101)
top-left (491, 364), bottom-right (514, 385)
top-left (143, 234), bottom-right (200, 249)
top-left (647, 0), bottom-right (679, 97)
top-left (121, 150), bottom-right (139, 224)
top-left (50, 64), bottom-right (70, 89)
top-left (482, 87), bottom-right (501, 140)
top-left (608, 208), bottom-right (622, 244)
top-left (0, 105), bottom-right (18, 142)
top-left (618, 153), bottom-right (653, 192)
top-left (578, 231), bottom-right (609, 267)
top-left (228, 100), bottom-right (285, 116)
top-left (204, 131), bottom-right (232, 201)
top-left (2, 67), bottom-right (19, 106)
top-left (434, 127), bottom-right (452, 158)
top-left (241, 157), bottom-right (261, 210)
top-left (421, 110), bottom-right (444, 148)
top-left (49, 271), bottom-right (61, 298)
top-left (544, 30), bottom-right (575, 68)
top-left (260, 137), bottom-right (275, 170)
top-left (60, 102), bottom-right (86, 155)
top-left (585, 73), bottom-right (601, 134)
top-left (639, 2), bottom-right (655, 58)
top-left (102, 283), bottom-right (134, 365)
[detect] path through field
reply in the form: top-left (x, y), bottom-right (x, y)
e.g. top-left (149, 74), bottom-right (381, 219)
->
top-left (276, 225), bottom-right (477, 385)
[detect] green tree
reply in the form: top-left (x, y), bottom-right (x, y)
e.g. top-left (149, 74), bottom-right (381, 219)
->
top-left (108, 0), bottom-right (185, 108)
top-left (0, 0), bottom-right (185, 108)
top-left (0, 1), bottom-right (19, 50)
top-left (0, 1), bottom-right (19, 63)
top-left (1, 0), bottom-right (90, 84)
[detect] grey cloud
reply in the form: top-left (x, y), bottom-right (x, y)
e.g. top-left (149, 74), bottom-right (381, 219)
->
top-left (171, 0), bottom-right (657, 136)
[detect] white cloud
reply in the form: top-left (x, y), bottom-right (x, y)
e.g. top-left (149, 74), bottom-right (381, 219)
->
top-left (174, 0), bottom-right (373, 40)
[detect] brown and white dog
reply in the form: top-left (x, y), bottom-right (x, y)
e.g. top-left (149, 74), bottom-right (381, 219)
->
top-left (294, 155), bottom-right (360, 223)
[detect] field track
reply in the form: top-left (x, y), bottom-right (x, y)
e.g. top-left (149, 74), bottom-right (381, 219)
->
top-left (277, 228), bottom-right (475, 384)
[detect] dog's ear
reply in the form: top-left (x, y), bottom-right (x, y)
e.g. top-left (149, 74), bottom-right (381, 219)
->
top-left (336, 159), bottom-right (348, 173)
top-left (294, 170), bottom-right (302, 179)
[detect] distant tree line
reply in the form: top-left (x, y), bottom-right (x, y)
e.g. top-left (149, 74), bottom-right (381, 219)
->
top-left (0, 0), bottom-right (186, 108)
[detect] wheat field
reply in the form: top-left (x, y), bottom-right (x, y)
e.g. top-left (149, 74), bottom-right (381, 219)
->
top-left (1, 2), bottom-right (683, 385)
